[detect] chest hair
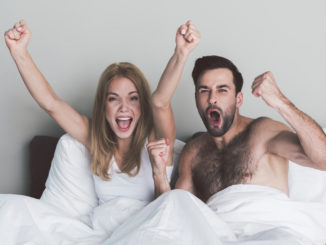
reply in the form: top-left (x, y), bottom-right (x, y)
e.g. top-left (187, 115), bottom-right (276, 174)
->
top-left (192, 120), bottom-right (261, 202)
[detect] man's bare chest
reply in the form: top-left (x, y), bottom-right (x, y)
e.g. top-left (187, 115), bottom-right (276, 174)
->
top-left (190, 119), bottom-right (267, 202)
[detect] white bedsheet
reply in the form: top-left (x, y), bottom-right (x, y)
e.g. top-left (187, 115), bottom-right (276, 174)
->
top-left (105, 185), bottom-right (326, 245)
top-left (1, 185), bottom-right (326, 244)
top-left (0, 194), bottom-right (147, 245)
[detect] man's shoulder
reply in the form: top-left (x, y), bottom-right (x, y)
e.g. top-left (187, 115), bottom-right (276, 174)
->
top-left (179, 132), bottom-right (213, 170)
top-left (251, 117), bottom-right (290, 132)
top-left (247, 117), bottom-right (292, 142)
top-left (183, 132), bottom-right (210, 155)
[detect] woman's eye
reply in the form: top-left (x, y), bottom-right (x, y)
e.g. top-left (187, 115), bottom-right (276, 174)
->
top-left (130, 96), bottom-right (139, 101)
top-left (108, 97), bottom-right (116, 102)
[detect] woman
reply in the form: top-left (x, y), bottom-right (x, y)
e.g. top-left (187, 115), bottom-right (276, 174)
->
top-left (5, 20), bottom-right (200, 203)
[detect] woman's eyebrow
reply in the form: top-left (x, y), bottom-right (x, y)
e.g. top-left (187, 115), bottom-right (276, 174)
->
top-left (106, 91), bottom-right (138, 96)
top-left (106, 92), bottom-right (118, 96)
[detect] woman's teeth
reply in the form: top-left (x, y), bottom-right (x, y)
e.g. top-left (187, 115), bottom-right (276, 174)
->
top-left (116, 117), bottom-right (132, 130)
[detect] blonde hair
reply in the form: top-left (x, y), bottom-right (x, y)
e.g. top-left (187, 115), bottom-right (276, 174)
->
top-left (90, 62), bottom-right (153, 180)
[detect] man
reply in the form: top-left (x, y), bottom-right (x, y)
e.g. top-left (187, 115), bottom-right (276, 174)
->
top-left (150, 55), bottom-right (326, 202)
top-left (108, 55), bottom-right (326, 244)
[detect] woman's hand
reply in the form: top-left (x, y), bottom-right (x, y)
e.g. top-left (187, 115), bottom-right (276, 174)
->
top-left (175, 20), bottom-right (201, 57)
top-left (147, 138), bottom-right (172, 197)
top-left (4, 20), bottom-right (31, 56)
top-left (147, 138), bottom-right (170, 176)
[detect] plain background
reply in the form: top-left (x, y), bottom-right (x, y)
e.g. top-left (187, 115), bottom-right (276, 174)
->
top-left (0, 0), bottom-right (325, 195)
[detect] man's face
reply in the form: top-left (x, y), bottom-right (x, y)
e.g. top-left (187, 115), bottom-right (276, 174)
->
top-left (195, 68), bottom-right (242, 137)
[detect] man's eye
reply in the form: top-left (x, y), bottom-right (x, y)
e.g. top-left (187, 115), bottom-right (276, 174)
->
top-left (199, 89), bottom-right (208, 94)
top-left (218, 89), bottom-right (227, 93)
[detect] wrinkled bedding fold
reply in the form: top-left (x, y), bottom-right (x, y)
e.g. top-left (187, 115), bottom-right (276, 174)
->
top-left (1, 185), bottom-right (326, 245)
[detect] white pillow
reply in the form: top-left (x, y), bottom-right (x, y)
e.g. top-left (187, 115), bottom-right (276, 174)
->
top-left (40, 134), bottom-right (98, 217)
top-left (173, 139), bottom-right (185, 162)
top-left (44, 128), bottom-right (326, 206)
top-left (169, 139), bottom-right (185, 188)
top-left (288, 128), bottom-right (326, 203)
top-left (41, 134), bottom-right (185, 216)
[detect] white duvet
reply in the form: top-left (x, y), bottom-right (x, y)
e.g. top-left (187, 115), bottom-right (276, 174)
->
top-left (1, 184), bottom-right (326, 244)
top-left (105, 185), bottom-right (326, 245)
top-left (0, 194), bottom-right (147, 245)
top-left (2, 132), bottom-right (326, 244)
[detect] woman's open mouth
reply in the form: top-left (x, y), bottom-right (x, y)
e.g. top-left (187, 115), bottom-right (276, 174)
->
top-left (116, 117), bottom-right (133, 132)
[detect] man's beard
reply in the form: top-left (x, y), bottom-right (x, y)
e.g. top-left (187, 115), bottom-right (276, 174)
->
top-left (201, 104), bottom-right (236, 137)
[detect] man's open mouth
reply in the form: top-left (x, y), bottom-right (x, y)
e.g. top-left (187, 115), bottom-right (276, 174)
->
top-left (207, 108), bottom-right (221, 126)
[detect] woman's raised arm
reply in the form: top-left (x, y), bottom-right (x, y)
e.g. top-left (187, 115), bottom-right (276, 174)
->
top-left (150, 20), bottom-right (200, 160)
top-left (5, 20), bottom-right (90, 147)
top-left (148, 21), bottom-right (200, 194)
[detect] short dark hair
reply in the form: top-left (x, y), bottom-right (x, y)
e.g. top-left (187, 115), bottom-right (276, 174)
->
top-left (192, 55), bottom-right (243, 94)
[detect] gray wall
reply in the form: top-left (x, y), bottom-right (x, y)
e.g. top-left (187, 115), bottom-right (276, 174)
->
top-left (1, 0), bottom-right (325, 195)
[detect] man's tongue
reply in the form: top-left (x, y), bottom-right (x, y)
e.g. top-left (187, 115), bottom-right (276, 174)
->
top-left (117, 119), bottom-right (131, 130)
top-left (209, 111), bottom-right (220, 126)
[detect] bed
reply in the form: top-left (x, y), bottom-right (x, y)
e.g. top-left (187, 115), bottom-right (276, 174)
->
top-left (1, 131), bottom-right (326, 244)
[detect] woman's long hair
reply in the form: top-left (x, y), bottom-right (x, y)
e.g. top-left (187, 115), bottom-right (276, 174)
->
top-left (90, 62), bottom-right (153, 180)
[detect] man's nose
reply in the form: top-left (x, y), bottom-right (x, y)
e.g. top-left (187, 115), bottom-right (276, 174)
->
top-left (209, 91), bottom-right (217, 105)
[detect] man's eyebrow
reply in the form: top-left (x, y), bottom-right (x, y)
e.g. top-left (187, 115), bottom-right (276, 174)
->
top-left (197, 85), bottom-right (209, 90)
top-left (216, 84), bottom-right (230, 89)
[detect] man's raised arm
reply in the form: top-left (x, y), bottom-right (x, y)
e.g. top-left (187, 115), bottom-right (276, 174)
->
top-left (252, 71), bottom-right (326, 169)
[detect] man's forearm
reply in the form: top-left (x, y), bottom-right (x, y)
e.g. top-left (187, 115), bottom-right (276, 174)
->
top-left (277, 97), bottom-right (326, 167)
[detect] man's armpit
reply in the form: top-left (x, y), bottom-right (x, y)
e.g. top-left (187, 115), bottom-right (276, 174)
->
top-left (267, 131), bottom-right (309, 165)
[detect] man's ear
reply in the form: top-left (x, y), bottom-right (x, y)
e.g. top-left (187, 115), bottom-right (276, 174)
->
top-left (195, 91), bottom-right (199, 108)
top-left (236, 92), bottom-right (243, 108)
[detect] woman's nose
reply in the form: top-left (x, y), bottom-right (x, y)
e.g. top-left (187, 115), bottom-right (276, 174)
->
top-left (119, 99), bottom-right (129, 112)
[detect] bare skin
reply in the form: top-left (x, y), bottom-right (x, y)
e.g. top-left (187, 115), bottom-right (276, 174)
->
top-left (150, 68), bottom-right (326, 201)
top-left (4, 20), bottom-right (200, 177)
top-left (180, 117), bottom-right (290, 202)
top-left (146, 21), bottom-right (201, 196)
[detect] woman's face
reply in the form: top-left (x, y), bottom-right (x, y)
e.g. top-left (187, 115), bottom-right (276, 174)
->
top-left (105, 77), bottom-right (141, 140)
